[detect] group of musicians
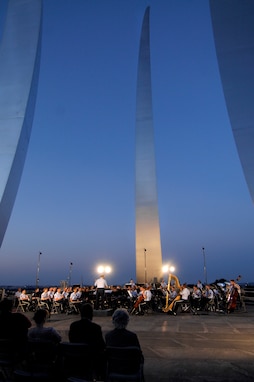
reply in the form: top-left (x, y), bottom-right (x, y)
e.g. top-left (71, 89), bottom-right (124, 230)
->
top-left (159, 277), bottom-right (242, 314)
top-left (14, 275), bottom-right (243, 315)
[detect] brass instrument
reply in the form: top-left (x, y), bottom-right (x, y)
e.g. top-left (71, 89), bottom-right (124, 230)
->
top-left (162, 273), bottom-right (181, 312)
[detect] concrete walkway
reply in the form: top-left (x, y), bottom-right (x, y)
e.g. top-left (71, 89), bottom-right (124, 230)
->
top-left (26, 305), bottom-right (254, 382)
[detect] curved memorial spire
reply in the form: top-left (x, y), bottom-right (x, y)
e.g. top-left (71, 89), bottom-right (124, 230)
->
top-left (210, 0), bottom-right (254, 203)
top-left (0, 0), bottom-right (42, 246)
top-left (135, 7), bottom-right (162, 283)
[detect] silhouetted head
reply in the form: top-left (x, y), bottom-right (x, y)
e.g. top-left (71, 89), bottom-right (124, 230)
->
top-left (33, 309), bottom-right (48, 324)
top-left (80, 303), bottom-right (93, 320)
top-left (0, 299), bottom-right (12, 313)
top-left (112, 308), bottom-right (129, 329)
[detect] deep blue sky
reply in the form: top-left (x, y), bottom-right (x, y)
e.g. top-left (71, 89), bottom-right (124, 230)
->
top-left (0, 0), bottom-right (253, 287)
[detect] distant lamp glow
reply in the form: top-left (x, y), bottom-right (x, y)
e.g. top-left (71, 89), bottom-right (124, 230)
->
top-left (169, 266), bottom-right (175, 273)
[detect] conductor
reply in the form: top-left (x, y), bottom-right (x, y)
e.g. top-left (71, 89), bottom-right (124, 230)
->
top-left (94, 274), bottom-right (108, 310)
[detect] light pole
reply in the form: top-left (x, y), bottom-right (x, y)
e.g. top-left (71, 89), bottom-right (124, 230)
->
top-left (36, 251), bottom-right (42, 288)
top-left (144, 248), bottom-right (147, 284)
top-left (202, 247), bottom-right (207, 285)
top-left (68, 262), bottom-right (73, 287)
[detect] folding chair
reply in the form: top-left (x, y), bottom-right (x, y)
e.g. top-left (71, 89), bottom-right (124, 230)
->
top-left (51, 300), bottom-right (61, 314)
top-left (36, 299), bottom-right (50, 311)
top-left (67, 301), bottom-right (80, 314)
top-left (16, 299), bottom-right (30, 313)
top-left (58, 342), bottom-right (94, 381)
top-left (0, 339), bottom-right (19, 381)
top-left (13, 339), bottom-right (58, 382)
top-left (106, 346), bottom-right (145, 381)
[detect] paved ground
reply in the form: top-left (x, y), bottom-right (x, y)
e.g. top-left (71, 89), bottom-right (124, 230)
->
top-left (25, 305), bottom-right (254, 382)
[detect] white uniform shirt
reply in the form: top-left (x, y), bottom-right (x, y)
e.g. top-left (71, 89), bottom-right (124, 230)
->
top-left (54, 292), bottom-right (63, 301)
top-left (144, 290), bottom-right (152, 301)
top-left (94, 277), bottom-right (108, 288)
top-left (180, 287), bottom-right (190, 300)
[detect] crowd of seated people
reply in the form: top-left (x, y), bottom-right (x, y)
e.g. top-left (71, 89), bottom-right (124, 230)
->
top-left (0, 297), bottom-right (144, 382)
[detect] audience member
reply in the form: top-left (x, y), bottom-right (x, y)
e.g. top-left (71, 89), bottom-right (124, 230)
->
top-left (69, 303), bottom-right (105, 379)
top-left (105, 308), bottom-right (144, 363)
top-left (28, 309), bottom-right (62, 343)
top-left (0, 298), bottom-right (32, 355)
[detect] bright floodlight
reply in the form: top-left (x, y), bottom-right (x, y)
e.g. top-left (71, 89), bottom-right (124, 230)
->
top-left (162, 265), bottom-right (169, 273)
top-left (97, 265), bottom-right (104, 274)
top-left (104, 266), bottom-right (111, 274)
top-left (162, 264), bottom-right (175, 273)
top-left (96, 264), bottom-right (112, 275)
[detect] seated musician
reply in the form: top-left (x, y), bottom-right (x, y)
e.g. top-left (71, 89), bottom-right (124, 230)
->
top-left (19, 289), bottom-right (31, 311)
top-left (167, 283), bottom-right (190, 315)
top-left (41, 287), bottom-right (52, 311)
top-left (190, 285), bottom-right (202, 310)
top-left (227, 279), bottom-right (240, 313)
top-left (141, 285), bottom-right (153, 312)
top-left (200, 284), bottom-right (214, 310)
top-left (54, 287), bottom-right (68, 312)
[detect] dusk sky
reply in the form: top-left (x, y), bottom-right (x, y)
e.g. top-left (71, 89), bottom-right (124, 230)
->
top-left (0, 0), bottom-right (254, 287)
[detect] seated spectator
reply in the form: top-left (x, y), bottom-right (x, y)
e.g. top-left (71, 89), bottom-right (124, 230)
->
top-left (0, 298), bottom-right (32, 356)
top-left (69, 303), bottom-right (104, 346)
top-left (105, 308), bottom-right (144, 363)
top-left (28, 309), bottom-right (62, 343)
top-left (69, 303), bottom-right (105, 379)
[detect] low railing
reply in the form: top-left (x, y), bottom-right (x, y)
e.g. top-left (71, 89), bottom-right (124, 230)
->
top-left (243, 285), bottom-right (254, 304)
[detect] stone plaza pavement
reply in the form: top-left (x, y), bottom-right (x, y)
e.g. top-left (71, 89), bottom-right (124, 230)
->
top-left (26, 305), bottom-right (254, 382)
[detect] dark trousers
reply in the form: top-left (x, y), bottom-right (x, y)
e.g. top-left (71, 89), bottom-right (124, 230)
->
top-left (95, 288), bottom-right (105, 309)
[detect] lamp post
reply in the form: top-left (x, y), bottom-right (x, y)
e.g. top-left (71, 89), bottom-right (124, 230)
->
top-left (68, 262), bottom-right (73, 287)
top-left (36, 251), bottom-right (42, 288)
top-left (144, 248), bottom-right (147, 284)
top-left (202, 247), bottom-right (207, 285)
